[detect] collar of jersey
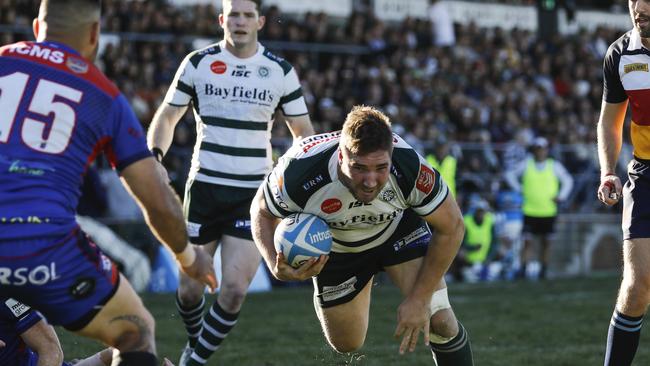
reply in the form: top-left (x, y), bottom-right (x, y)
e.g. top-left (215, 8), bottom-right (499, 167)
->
top-left (328, 148), bottom-right (340, 181)
top-left (40, 41), bottom-right (81, 56)
top-left (629, 28), bottom-right (650, 52)
top-left (218, 40), bottom-right (264, 61)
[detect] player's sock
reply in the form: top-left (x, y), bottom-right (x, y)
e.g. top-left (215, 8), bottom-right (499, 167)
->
top-left (116, 351), bottom-right (157, 366)
top-left (430, 321), bottom-right (474, 366)
top-left (176, 292), bottom-right (205, 348)
top-left (187, 301), bottom-right (239, 366)
top-left (604, 310), bottom-right (643, 366)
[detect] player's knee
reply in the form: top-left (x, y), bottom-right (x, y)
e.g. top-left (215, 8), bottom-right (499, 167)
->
top-left (219, 282), bottom-right (248, 312)
top-left (111, 310), bottom-right (155, 353)
top-left (622, 276), bottom-right (650, 305)
top-left (177, 282), bottom-right (205, 305)
top-left (328, 337), bottom-right (365, 353)
top-left (429, 309), bottom-right (459, 340)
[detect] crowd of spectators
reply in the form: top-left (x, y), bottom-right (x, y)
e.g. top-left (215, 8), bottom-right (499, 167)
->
top-left (1, 0), bottom-right (629, 215)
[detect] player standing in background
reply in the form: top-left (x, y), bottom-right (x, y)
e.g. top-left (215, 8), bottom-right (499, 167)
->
top-left (250, 106), bottom-right (473, 365)
top-left (0, 1), bottom-right (217, 365)
top-left (147, 0), bottom-right (314, 364)
top-left (597, 1), bottom-right (650, 365)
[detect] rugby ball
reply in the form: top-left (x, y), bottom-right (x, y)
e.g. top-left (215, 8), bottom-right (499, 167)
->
top-left (273, 213), bottom-right (333, 268)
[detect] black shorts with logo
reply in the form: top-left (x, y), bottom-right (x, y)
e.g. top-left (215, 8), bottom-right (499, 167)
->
top-left (623, 157), bottom-right (650, 240)
top-left (313, 209), bottom-right (431, 308)
top-left (183, 180), bottom-right (256, 244)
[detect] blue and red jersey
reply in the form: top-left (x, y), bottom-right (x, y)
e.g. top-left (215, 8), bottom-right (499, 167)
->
top-left (0, 41), bottom-right (150, 242)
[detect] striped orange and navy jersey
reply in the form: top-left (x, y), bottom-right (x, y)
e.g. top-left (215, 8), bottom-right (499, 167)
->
top-left (604, 29), bottom-right (650, 159)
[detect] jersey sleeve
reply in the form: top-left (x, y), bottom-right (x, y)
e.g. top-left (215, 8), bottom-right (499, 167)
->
top-left (1, 298), bottom-right (42, 335)
top-left (603, 41), bottom-right (627, 104)
top-left (279, 68), bottom-right (308, 117)
top-left (262, 157), bottom-right (302, 218)
top-left (163, 54), bottom-right (195, 107)
top-left (407, 154), bottom-right (449, 217)
top-left (105, 94), bottom-right (152, 171)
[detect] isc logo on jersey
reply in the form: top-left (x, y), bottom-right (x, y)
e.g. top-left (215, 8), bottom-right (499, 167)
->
top-left (273, 213), bottom-right (332, 268)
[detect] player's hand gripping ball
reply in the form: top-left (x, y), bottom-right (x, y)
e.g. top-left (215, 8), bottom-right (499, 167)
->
top-left (273, 213), bottom-right (332, 268)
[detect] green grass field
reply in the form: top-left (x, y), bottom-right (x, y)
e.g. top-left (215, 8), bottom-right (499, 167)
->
top-left (57, 274), bottom-right (650, 365)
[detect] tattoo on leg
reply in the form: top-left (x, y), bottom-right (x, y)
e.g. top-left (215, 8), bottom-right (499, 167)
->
top-left (110, 315), bottom-right (153, 352)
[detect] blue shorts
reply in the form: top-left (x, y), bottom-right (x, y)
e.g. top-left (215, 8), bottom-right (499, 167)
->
top-left (0, 228), bottom-right (119, 330)
top-left (623, 157), bottom-right (650, 240)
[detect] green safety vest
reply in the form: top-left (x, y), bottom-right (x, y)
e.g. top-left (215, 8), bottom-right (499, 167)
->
top-left (463, 212), bottom-right (494, 264)
top-left (522, 158), bottom-right (559, 217)
top-left (426, 155), bottom-right (457, 197)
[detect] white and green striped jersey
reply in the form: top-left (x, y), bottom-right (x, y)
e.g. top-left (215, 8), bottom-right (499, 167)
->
top-left (164, 40), bottom-right (308, 188)
top-left (263, 132), bottom-right (449, 253)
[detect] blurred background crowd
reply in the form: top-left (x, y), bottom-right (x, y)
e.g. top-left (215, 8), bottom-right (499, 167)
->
top-left (0, 0), bottom-right (631, 283)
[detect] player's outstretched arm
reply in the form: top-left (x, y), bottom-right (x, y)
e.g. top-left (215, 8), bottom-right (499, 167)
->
top-left (20, 320), bottom-right (64, 366)
top-left (120, 157), bottom-right (217, 292)
top-left (280, 111), bottom-right (315, 142)
top-left (394, 193), bottom-right (465, 354)
top-left (597, 100), bottom-right (628, 206)
top-left (250, 186), bottom-right (326, 281)
top-left (147, 103), bottom-right (188, 156)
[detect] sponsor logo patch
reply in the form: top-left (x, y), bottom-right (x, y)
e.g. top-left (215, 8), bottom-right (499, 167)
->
top-left (416, 165), bottom-right (435, 194)
top-left (66, 56), bottom-right (88, 74)
top-left (235, 219), bottom-right (251, 229)
top-left (303, 174), bottom-right (324, 191)
top-left (380, 189), bottom-right (396, 202)
top-left (187, 222), bottom-right (201, 237)
top-left (624, 63), bottom-right (649, 74)
top-left (4, 298), bottom-right (30, 318)
top-left (210, 61), bottom-right (227, 74)
top-left (321, 198), bottom-right (342, 214)
top-left (258, 66), bottom-right (270, 78)
top-left (393, 226), bottom-right (430, 251)
top-left (69, 277), bottom-right (96, 299)
top-left (321, 276), bottom-right (357, 302)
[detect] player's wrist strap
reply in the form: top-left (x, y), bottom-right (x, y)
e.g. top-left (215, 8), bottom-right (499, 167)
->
top-left (151, 147), bottom-right (164, 162)
top-left (176, 245), bottom-right (196, 267)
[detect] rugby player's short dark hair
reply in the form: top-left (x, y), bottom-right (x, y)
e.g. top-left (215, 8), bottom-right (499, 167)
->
top-left (39, 0), bottom-right (102, 33)
top-left (223, 0), bottom-right (262, 12)
top-left (341, 105), bottom-right (393, 156)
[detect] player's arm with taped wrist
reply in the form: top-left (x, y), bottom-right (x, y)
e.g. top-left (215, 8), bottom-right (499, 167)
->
top-left (413, 194), bottom-right (465, 301)
top-left (597, 100), bottom-right (627, 203)
top-left (175, 243), bottom-right (196, 267)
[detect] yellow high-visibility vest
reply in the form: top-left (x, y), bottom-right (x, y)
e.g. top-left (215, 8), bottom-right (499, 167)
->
top-left (463, 212), bottom-right (494, 264)
top-left (522, 158), bottom-right (559, 217)
top-left (427, 155), bottom-right (457, 197)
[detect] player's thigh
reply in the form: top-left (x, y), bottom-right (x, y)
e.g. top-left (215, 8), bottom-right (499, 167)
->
top-left (312, 249), bottom-right (379, 348)
top-left (622, 238), bottom-right (650, 284)
top-left (76, 274), bottom-right (155, 353)
top-left (316, 278), bottom-right (373, 350)
top-left (384, 257), bottom-right (424, 295)
top-left (220, 235), bottom-right (261, 288)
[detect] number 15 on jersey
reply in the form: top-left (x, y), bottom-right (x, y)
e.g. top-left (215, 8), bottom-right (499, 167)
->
top-left (0, 72), bottom-right (82, 154)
